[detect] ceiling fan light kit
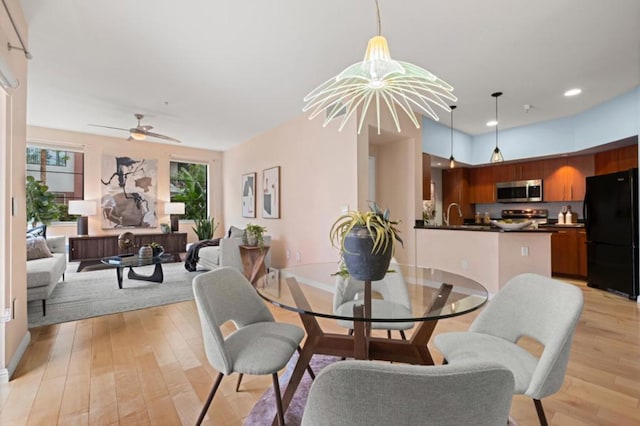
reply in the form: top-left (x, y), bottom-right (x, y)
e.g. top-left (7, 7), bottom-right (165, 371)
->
top-left (303, 0), bottom-right (456, 135)
top-left (89, 113), bottom-right (181, 143)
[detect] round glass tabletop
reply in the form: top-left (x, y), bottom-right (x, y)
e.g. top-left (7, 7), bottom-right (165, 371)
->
top-left (256, 262), bottom-right (488, 323)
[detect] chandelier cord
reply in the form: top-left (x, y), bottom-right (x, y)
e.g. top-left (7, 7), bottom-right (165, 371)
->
top-left (495, 94), bottom-right (499, 149)
top-left (450, 108), bottom-right (454, 154)
top-left (375, 0), bottom-right (381, 36)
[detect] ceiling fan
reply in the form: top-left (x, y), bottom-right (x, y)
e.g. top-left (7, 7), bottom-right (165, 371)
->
top-left (89, 113), bottom-right (181, 143)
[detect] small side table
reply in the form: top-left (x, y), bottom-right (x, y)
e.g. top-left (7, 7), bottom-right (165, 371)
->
top-left (239, 245), bottom-right (270, 286)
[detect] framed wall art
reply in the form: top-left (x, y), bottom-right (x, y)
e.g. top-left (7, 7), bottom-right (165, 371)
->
top-left (262, 166), bottom-right (280, 219)
top-left (242, 172), bottom-right (256, 218)
top-left (101, 155), bottom-right (158, 229)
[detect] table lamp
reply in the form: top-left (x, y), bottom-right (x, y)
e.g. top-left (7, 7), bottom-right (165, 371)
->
top-left (68, 200), bottom-right (97, 236)
top-left (164, 202), bottom-right (185, 232)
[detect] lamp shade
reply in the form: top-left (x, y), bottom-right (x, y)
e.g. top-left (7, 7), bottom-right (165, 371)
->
top-left (68, 200), bottom-right (97, 216)
top-left (164, 202), bottom-right (185, 215)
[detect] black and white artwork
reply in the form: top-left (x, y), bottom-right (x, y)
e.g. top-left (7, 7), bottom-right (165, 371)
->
top-left (101, 155), bottom-right (157, 228)
top-left (262, 166), bottom-right (280, 219)
top-left (242, 172), bottom-right (256, 218)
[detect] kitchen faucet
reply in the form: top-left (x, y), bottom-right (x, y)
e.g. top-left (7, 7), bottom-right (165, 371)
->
top-left (444, 202), bottom-right (463, 226)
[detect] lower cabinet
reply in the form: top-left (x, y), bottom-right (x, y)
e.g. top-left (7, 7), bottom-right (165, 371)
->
top-left (551, 227), bottom-right (586, 278)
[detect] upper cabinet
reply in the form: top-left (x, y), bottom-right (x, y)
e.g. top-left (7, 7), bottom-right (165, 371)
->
top-left (422, 153), bottom-right (431, 200)
top-left (442, 168), bottom-right (473, 225)
top-left (543, 155), bottom-right (594, 202)
top-left (469, 166), bottom-right (497, 203)
top-left (594, 144), bottom-right (638, 175)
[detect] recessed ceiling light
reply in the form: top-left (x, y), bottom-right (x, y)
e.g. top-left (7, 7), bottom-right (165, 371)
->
top-left (564, 88), bottom-right (582, 97)
top-left (436, 162), bottom-right (442, 166)
top-left (486, 120), bottom-right (498, 127)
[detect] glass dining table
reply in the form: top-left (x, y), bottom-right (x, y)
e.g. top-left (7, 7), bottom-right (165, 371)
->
top-left (256, 262), bottom-right (488, 421)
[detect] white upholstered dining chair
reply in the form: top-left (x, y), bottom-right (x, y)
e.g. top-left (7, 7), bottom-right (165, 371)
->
top-left (301, 360), bottom-right (515, 426)
top-left (434, 273), bottom-right (584, 426)
top-left (333, 259), bottom-right (414, 339)
top-left (192, 267), bottom-right (305, 426)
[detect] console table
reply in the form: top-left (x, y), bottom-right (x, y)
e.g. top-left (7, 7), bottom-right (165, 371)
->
top-left (69, 233), bottom-right (187, 271)
top-left (239, 245), bottom-right (270, 285)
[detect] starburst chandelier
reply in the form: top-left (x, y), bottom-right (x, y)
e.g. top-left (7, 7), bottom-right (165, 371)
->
top-left (303, 0), bottom-right (456, 134)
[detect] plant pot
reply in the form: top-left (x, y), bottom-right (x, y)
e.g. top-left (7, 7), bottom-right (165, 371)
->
top-left (138, 246), bottom-right (153, 259)
top-left (245, 233), bottom-right (259, 247)
top-left (342, 225), bottom-right (393, 281)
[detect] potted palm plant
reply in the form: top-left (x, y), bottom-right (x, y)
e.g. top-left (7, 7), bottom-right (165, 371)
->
top-left (329, 202), bottom-right (403, 281)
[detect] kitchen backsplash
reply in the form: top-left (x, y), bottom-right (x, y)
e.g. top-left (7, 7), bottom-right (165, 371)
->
top-left (474, 201), bottom-right (585, 221)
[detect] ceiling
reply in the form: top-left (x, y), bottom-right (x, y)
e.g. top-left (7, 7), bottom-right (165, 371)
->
top-left (18, 0), bottom-right (640, 151)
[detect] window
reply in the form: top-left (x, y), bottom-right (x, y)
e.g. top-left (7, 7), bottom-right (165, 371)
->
top-left (169, 161), bottom-right (208, 220)
top-left (26, 146), bottom-right (84, 221)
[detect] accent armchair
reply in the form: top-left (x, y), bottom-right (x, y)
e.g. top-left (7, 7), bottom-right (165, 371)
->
top-left (301, 360), bottom-right (514, 426)
top-left (434, 273), bottom-right (584, 425)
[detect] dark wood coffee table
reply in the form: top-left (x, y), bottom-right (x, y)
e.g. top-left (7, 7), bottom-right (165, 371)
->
top-left (101, 254), bottom-right (174, 289)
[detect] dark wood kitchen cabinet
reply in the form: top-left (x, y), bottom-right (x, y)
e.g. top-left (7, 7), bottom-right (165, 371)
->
top-left (69, 232), bottom-right (187, 271)
top-left (543, 155), bottom-right (594, 201)
top-left (442, 168), bottom-right (473, 225)
top-left (422, 153), bottom-right (431, 200)
top-left (551, 227), bottom-right (586, 278)
top-left (469, 166), bottom-right (497, 203)
top-left (594, 143), bottom-right (638, 175)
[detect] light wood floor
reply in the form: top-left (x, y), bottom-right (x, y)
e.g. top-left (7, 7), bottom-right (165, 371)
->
top-left (1, 279), bottom-right (639, 426)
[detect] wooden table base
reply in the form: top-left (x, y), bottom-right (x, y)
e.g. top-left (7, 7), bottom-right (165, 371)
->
top-left (272, 277), bottom-right (453, 425)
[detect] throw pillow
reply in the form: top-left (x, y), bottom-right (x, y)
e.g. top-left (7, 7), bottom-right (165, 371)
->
top-left (26, 236), bottom-right (53, 260)
top-left (227, 225), bottom-right (245, 239)
top-left (27, 224), bottom-right (47, 239)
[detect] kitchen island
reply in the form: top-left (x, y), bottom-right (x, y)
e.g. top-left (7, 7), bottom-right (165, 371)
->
top-left (415, 225), bottom-right (553, 295)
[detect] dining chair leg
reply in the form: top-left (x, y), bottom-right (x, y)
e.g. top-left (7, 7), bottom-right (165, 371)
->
top-left (533, 399), bottom-right (548, 426)
top-left (399, 330), bottom-right (407, 340)
top-left (297, 346), bottom-right (315, 380)
top-left (341, 330), bottom-right (355, 360)
top-left (196, 372), bottom-right (224, 426)
top-left (235, 373), bottom-right (244, 392)
top-left (272, 373), bottom-right (285, 426)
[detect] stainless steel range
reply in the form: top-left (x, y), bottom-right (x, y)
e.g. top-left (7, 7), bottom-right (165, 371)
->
top-left (501, 208), bottom-right (548, 224)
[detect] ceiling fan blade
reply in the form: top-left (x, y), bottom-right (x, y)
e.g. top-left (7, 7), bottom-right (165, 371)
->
top-left (88, 124), bottom-right (130, 131)
top-left (143, 130), bottom-right (181, 143)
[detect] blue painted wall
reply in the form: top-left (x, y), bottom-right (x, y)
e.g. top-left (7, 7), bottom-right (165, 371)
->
top-left (423, 86), bottom-right (640, 165)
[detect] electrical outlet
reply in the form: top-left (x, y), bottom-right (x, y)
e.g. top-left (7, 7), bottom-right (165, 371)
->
top-left (521, 247), bottom-right (529, 257)
top-left (286, 249), bottom-right (290, 260)
top-left (296, 251), bottom-right (302, 262)
top-left (461, 259), bottom-right (469, 270)
top-left (1, 308), bottom-right (11, 323)
top-left (341, 205), bottom-right (349, 213)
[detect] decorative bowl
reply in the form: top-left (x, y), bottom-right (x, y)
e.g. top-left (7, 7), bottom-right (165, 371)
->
top-left (490, 220), bottom-right (533, 230)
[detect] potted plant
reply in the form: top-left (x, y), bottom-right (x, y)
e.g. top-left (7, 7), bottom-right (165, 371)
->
top-left (244, 223), bottom-right (267, 248)
top-left (149, 242), bottom-right (164, 257)
top-left (26, 176), bottom-right (60, 228)
top-left (192, 216), bottom-right (218, 241)
top-left (329, 202), bottom-right (403, 281)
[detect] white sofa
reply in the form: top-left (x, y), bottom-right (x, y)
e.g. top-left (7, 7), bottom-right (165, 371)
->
top-left (27, 236), bottom-right (67, 316)
top-left (198, 236), bottom-right (272, 272)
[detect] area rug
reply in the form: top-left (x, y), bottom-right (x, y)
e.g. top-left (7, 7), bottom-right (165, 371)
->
top-left (244, 354), bottom-right (520, 426)
top-left (244, 354), bottom-right (340, 426)
top-left (28, 262), bottom-right (203, 328)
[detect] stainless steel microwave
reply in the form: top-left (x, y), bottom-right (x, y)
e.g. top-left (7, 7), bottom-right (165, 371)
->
top-left (496, 179), bottom-right (543, 203)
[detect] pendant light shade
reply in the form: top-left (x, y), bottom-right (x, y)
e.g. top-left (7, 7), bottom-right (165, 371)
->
top-left (303, 0), bottom-right (456, 135)
top-left (449, 105), bottom-right (456, 168)
top-left (490, 92), bottom-right (504, 163)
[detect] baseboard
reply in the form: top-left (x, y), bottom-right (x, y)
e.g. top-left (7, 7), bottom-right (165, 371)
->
top-left (0, 331), bottom-right (31, 383)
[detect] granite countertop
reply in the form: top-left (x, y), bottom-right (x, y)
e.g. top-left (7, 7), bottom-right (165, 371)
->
top-left (539, 222), bottom-right (585, 228)
top-left (414, 224), bottom-right (554, 233)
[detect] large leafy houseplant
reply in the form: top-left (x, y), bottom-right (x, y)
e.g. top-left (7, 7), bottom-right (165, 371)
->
top-left (26, 176), bottom-right (60, 228)
top-left (329, 202), bottom-right (402, 281)
top-left (193, 217), bottom-right (218, 241)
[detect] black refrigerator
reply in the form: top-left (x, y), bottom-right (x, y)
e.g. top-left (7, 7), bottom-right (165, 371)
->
top-left (583, 168), bottom-right (639, 300)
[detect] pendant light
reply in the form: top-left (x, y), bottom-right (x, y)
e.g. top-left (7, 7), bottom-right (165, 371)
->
top-left (449, 105), bottom-right (457, 168)
top-left (490, 92), bottom-right (504, 163)
top-left (303, 0), bottom-right (457, 135)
